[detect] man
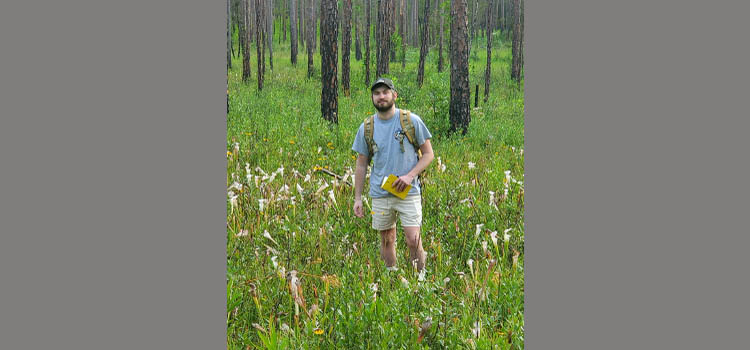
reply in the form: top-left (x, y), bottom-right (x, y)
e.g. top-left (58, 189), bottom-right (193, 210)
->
top-left (351, 77), bottom-right (435, 273)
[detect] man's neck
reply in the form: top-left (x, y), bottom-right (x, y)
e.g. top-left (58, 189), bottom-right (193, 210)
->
top-left (376, 107), bottom-right (397, 121)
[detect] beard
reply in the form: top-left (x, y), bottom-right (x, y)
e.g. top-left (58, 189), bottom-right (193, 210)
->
top-left (372, 98), bottom-right (394, 112)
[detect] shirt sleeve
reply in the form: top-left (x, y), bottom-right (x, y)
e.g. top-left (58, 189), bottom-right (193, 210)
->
top-left (351, 123), bottom-right (370, 156)
top-left (410, 114), bottom-right (432, 146)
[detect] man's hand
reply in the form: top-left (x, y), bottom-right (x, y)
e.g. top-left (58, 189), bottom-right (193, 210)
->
top-left (353, 199), bottom-right (364, 218)
top-left (393, 174), bottom-right (415, 192)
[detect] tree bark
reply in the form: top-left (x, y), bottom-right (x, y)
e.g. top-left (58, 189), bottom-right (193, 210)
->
top-left (266, 0), bottom-right (274, 71)
top-left (290, 0), bottom-right (298, 64)
top-left (416, 0), bottom-right (430, 87)
top-left (228, 0), bottom-right (232, 70)
top-left (342, 0), bottom-right (351, 96)
top-left (320, 0), bottom-right (338, 123)
top-left (365, 0), bottom-right (371, 86)
top-left (242, 0), bottom-right (252, 82)
top-left (484, 0), bottom-right (493, 102)
top-left (307, 0), bottom-right (315, 77)
top-left (450, 0), bottom-right (470, 135)
top-left (511, 0), bottom-right (521, 82)
top-left (438, 1), bottom-right (444, 72)
top-left (354, 19), bottom-right (362, 61)
top-left (376, 0), bottom-right (394, 77)
top-left (256, 0), bottom-right (266, 90)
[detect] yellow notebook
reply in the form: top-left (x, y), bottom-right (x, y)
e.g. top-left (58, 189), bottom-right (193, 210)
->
top-left (381, 174), bottom-right (412, 199)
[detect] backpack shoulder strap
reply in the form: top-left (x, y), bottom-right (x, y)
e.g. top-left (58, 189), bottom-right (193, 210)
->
top-left (399, 110), bottom-right (422, 158)
top-left (363, 115), bottom-right (377, 158)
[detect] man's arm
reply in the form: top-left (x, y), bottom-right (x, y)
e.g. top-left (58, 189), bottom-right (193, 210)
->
top-left (354, 154), bottom-right (369, 201)
top-left (394, 139), bottom-right (435, 192)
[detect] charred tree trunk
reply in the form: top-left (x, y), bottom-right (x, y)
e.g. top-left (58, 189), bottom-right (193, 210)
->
top-left (365, 0), bottom-right (372, 86)
top-left (438, 1), bottom-right (444, 72)
top-left (511, 0), bottom-right (521, 82)
top-left (266, 0), bottom-right (274, 71)
top-left (242, 0), bottom-right (252, 82)
top-left (484, 0), bottom-right (494, 102)
top-left (256, 0), bottom-right (266, 90)
top-left (450, 0), bottom-right (470, 135)
top-left (342, 0), bottom-right (351, 96)
top-left (307, 0), bottom-right (315, 77)
top-left (416, 0), bottom-right (430, 87)
top-left (290, 0), bottom-right (298, 64)
top-left (520, 0), bottom-right (524, 72)
top-left (376, 0), bottom-right (394, 77)
top-left (399, 0), bottom-right (406, 68)
top-left (320, 0), bottom-right (338, 123)
top-left (228, 0), bottom-right (232, 70)
top-left (354, 20), bottom-right (362, 61)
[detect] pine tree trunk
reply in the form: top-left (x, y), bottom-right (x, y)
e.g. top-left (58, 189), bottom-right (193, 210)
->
top-left (228, 0), bottom-right (232, 70)
top-left (450, 0), bottom-right (470, 135)
top-left (290, 0), bottom-right (298, 64)
top-left (438, 2), bottom-right (444, 73)
top-left (511, 0), bottom-right (520, 82)
top-left (320, 0), bottom-right (339, 123)
top-left (299, 0), bottom-right (305, 47)
top-left (256, 0), bottom-right (266, 90)
top-left (520, 0), bottom-right (524, 74)
top-left (266, 0), bottom-right (274, 71)
top-left (484, 0), bottom-right (493, 102)
top-left (307, 0), bottom-right (315, 77)
top-left (416, 0), bottom-right (430, 87)
top-left (376, 0), bottom-right (394, 77)
top-left (365, 0), bottom-right (371, 86)
top-left (355, 20), bottom-right (362, 61)
top-left (400, 0), bottom-right (405, 69)
top-left (242, 0), bottom-right (252, 82)
top-left (342, 0), bottom-right (351, 96)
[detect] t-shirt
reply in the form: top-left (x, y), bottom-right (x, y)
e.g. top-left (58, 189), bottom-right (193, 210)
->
top-left (352, 109), bottom-right (432, 198)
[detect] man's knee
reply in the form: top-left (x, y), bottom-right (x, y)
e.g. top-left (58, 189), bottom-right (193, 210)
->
top-left (380, 229), bottom-right (396, 245)
top-left (403, 228), bottom-right (422, 248)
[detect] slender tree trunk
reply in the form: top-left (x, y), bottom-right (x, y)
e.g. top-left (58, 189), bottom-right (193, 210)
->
top-left (312, 0), bottom-right (318, 52)
top-left (290, 0), bottom-right (298, 64)
top-left (228, 0), bottom-right (232, 70)
top-left (438, 2), bottom-right (444, 72)
top-left (520, 0), bottom-right (524, 73)
top-left (416, 0), bottom-right (430, 87)
top-left (299, 0), bottom-right (305, 47)
top-left (511, 0), bottom-right (521, 82)
top-left (365, 0), bottom-right (371, 86)
top-left (320, 0), bottom-right (338, 123)
top-left (484, 0), bottom-right (494, 102)
top-left (399, 0), bottom-right (405, 68)
top-left (376, 0), bottom-right (394, 77)
top-left (450, 0), bottom-right (470, 134)
top-left (307, 0), bottom-right (315, 77)
top-left (355, 20), bottom-right (362, 61)
top-left (256, 0), bottom-right (266, 90)
top-left (342, 0), bottom-right (351, 96)
top-left (243, 0), bottom-right (253, 82)
top-left (266, 0), bottom-right (274, 71)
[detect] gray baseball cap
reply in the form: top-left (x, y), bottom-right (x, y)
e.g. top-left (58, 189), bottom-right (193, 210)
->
top-left (370, 77), bottom-right (395, 92)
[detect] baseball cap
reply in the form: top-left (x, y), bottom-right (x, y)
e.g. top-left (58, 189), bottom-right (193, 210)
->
top-left (370, 77), bottom-right (395, 92)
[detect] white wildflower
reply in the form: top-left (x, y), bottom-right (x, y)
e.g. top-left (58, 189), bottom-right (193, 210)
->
top-left (271, 255), bottom-right (278, 269)
top-left (263, 230), bottom-right (279, 246)
top-left (490, 231), bottom-right (498, 247)
top-left (468, 162), bottom-right (476, 169)
top-left (235, 229), bottom-right (249, 237)
top-left (328, 189), bottom-right (337, 206)
top-left (467, 259), bottom-right (474, 277)
top-left (289, 196), bottom-right (296, 206)
top-left (304, 174), bottom-right (311, 183)
top-left (233, 142), bottom-right (239, 153)
top-left (399, 275), bottom-right (410, 288)
top-left (258, 199), bottom-right (267, 212)
top-left (296, 183), bottom-right (304, 197)
top-left (279, 184), bottom-right (290, 194)
top-left (504, 228), bottom-right (512, 243)
top-left (275, 165), bottom-right (284, 177)
top-left (475, 224), bottom-right (484, 237)
top-left (228, 181), bottom-right (243, 193)
top-left (315, 182), bottom-right (329, 196)
top-left (317, 147), bottom-right (322, 154)
top-left (482, 241), bottom-right (488, 254)
top-left (229, 194), bottom-right (238, 210)
top-left (255, 167), bottom-right (268, 176)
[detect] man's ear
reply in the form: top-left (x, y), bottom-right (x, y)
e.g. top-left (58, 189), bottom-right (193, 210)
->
top-left (393, 91), bottom-right (398, 99)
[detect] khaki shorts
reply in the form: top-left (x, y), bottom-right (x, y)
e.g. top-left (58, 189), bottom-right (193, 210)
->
top-left (371, 194), bottom-right (422, 230)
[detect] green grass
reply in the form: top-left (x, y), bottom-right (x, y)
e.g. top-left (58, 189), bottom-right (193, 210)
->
top-left (227, 35), bottom-right (524, 349)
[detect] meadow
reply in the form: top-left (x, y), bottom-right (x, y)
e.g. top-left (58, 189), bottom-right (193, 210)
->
top-left (227, 33), bottom-right (524, 349)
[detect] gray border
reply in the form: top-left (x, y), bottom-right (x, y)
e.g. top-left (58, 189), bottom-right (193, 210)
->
top-left (1, 1), bottom-right (225, 349)
top-left (2, 0), bottom-right (750, 349)
top-left (526, 0), bottom-right (750, 349)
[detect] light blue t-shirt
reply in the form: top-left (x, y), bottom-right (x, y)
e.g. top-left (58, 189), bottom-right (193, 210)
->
top-left (352, 109), bottom-right (432, 198)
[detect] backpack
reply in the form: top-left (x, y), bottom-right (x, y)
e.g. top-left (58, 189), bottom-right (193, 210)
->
top-left (363, 110), bottom-right (426, 197)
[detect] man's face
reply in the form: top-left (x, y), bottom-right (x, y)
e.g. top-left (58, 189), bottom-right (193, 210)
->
top-left (371, 85), bottom-right (397, 112)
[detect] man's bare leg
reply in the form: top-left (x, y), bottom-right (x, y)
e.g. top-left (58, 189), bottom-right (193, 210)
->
top-left (403, 226), bottom-right (426, 271)
top-left (379, 227), bottom-right (397, 268)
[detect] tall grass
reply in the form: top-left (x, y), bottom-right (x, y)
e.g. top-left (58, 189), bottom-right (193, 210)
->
top-left (227, 35), bottom-right (524, 349)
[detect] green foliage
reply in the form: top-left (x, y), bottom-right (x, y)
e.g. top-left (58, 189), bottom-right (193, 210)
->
top-left (227, 39), bottom-right (524, 349)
